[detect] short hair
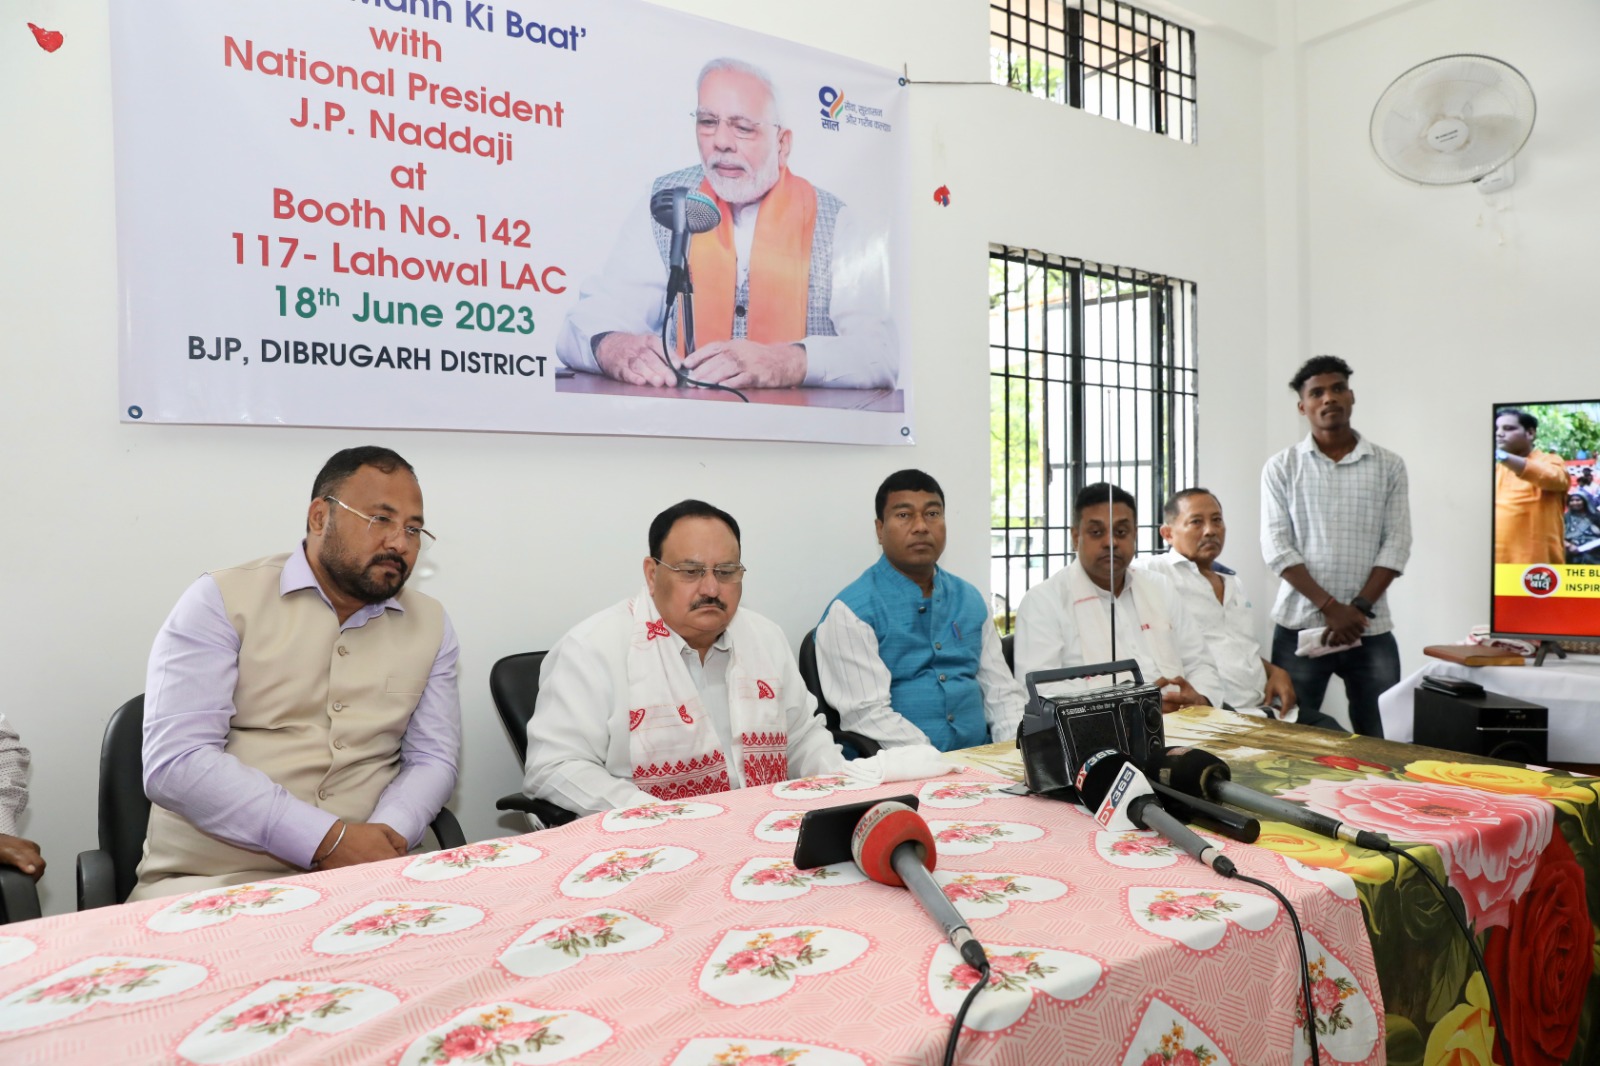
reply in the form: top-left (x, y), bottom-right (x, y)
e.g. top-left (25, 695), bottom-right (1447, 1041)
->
top-left (1073, 482), bottom-right (1137, 524)
top-left (649, 499), bottom-right (742, 559)
top-left (1163, 487), bottom-right (1221, 522)
top-left (1496, 407), bottom-right (1537, 434)
top-left (698, 57), bottom-right (784, 127)
top-left (1288, 355), bottom-right (1353, 394)
top-left (875, 469), bottom-right (945, 520)
top-left (310, 446), bottom-right (415, 501)
top-left (1580, 468), bottom-right (1594, 484)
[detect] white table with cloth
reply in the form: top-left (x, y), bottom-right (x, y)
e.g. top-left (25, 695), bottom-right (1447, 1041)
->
top-left (1378, 655), bottom-right (1600, 757)
top-left (0, 768), bottom-right (1381, 1065)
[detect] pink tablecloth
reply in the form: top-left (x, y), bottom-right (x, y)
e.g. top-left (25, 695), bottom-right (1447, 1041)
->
top-left (0, 772), bottom-right (1382, 1065)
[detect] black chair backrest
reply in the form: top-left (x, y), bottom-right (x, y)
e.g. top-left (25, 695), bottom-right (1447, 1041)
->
top-left (100, 695), bottom-right (152, 904)
top-left (488, 652), bottom-right (548, 766)
top-left (797, 629), bottom-right (843, 734)
top-left (1001, 633), bottom-right (1015, 675)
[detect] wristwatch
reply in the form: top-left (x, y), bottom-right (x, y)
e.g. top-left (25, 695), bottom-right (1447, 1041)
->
top-left (1350, 595), bottom-right (1376, 619)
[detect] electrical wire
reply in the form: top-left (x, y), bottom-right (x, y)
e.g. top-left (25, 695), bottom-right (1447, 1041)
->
top-left (943, 961), bottom-right (990, 1066)
top-left (1233, 872), bottom-right (1321, 1066)
top-left (657, 296), bottom-right (750, 403)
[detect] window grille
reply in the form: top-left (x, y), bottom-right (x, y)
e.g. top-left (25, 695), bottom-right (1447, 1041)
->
top-left (989, 245), bottom-right (1198, 627)
top-left (989, 0), bottom-right (1197, 143)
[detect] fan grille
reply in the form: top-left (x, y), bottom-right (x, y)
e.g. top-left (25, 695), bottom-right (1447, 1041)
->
top-left (1370, 54), bottom-right (1536, 185)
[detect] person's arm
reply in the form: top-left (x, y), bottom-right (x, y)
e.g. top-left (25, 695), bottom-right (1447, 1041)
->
top-left (143, 577), bottom-right (342, 869)
top-left (1358, 454), bottom-right (1412, 619)
top-left (1162, 593), bottom-right (1222, 709)
top-left (555, 196), bottom-right (672, 376)
top-left (369, 613), bottom-right (462, 847)
top-left (1011, 582), bottom-right (1094, 696)
top-left (1261, 659), bottom-right (1297, 714)
top-left (797, 205), bottom-right (898, 389)
top-left (976, 612), bottom-right (1027, 741)
top-left (521, 632), bottom-right (657, 816)
top-left (813, 603), bottom-right (933, 749)
top-left (0, 713), bottom-right (29, 837)
top-left (1508, 452), bottom-right (1571, 492)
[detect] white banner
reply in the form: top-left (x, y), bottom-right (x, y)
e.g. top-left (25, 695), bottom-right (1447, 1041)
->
top-left (112, 0), bottom-right (913, 445)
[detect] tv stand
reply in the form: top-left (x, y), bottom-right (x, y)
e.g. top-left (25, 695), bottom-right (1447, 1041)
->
top-left (1534, 641), bottom-right (1570, 668)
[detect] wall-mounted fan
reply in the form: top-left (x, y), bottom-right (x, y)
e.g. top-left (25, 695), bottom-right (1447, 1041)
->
top-left (1370, 55), bottom-right (1536, 193)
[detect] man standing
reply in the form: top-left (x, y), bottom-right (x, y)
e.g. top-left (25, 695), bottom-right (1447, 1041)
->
top-left (134, 447), bottom-right (460, 899)
top-left (522, 500), bottom-right (942, 816)
top-left (1013, 483), bottom-right (1223, 714)
top-left (1261, 356), bottom-right (1411, 737)
top-left (1132, 489), bottom-right (1337, 727)
top-left (813, 470), bottom-right (1026, 752)
top-left (1494, 407), bottom-right (1568, 565)
top-left (555, 57), bottom-right (895, 391)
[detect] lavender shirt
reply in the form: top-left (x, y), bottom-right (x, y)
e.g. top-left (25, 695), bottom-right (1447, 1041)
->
top-left (142, 545), bottom-right (461, 869)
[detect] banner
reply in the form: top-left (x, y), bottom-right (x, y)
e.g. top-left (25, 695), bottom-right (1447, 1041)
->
top-left (112, 0), bottom-right (913, 445)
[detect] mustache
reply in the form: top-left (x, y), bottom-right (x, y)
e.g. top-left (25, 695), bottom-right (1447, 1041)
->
top-left (690, 596), bottom-right (727, 611)
top-left (369, 553), bottom-right (408, 575)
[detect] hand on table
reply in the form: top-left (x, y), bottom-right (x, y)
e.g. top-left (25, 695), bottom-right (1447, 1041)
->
top-left (0, 833), bottom-right (45, 881)
top-left (1263, 664), bottom-right (1297, 716)
top-left (682, 340), bottom-right (806, 389)
top-left (594, 332), bottom-right (677, 387)
top-left (1154, 676), bottom-right (1209, 715)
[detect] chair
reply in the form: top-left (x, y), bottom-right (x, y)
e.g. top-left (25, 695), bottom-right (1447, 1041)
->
top-left (488, 652), bottom-right (579, 829)
top-left (0, 866), bottom-right (42, 925)
top-left (797, 629), bottom-right (881, 758)
top-left (76, 694), bottom-right (467, 910)
top-left (1002, 633), bottom-right (1015, 675)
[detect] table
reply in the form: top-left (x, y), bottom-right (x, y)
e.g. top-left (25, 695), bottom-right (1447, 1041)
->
top-left (1108, 707), bottom-right (1600, 1066)
top-left (555, 371), bottom-right (905, 412)
top-left (1378, 655), bottom-right (1600, 758)
top-left (0, 769), bottom-right (1375, 1065)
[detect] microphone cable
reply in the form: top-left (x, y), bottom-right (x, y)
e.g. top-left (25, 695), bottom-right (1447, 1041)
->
top-left (657, 298), bottom-right (750, 403)
top-left (1231, 871), bottom-right (1322, 1066)
top-left (1388, 845), bottom-right (1514, 1066)
top-left (943, 959), bottom-right (991, 1066)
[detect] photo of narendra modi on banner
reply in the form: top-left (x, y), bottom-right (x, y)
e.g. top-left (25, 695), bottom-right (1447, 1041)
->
top-left (554, 56), bottom-right (901, 411)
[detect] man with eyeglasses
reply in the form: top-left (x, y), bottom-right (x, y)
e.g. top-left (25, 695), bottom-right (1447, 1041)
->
top-left (813, 470), bottom-right (1026, 753)
top-left (131, 446), bottom-right (459, 899)
top-left (554, 56), bottom-right (896, 392)
top-left (522, 499), bottom-right (944, 816)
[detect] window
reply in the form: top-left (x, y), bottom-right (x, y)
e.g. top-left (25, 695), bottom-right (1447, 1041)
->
top-left (989, 0), bottom-right (1197, 143)
top-left (989, 245), bottom-right (1198, 627)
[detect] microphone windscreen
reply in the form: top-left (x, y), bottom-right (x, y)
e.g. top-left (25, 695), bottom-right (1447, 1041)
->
top-left (1074, 748), bottom-right (1133, 810)
top-left (851, 800), bottom-right (936, 887)
top-left (683, 191), bottom-right (722, 233)
top-left (1160, 747), bottom-right (1230, 796)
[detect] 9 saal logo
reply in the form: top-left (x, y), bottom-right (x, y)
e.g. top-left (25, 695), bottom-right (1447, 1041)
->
top-left (1522, 565), bottom-right (1561, 597)
top-left (818, 85), bottom-right (846, 131)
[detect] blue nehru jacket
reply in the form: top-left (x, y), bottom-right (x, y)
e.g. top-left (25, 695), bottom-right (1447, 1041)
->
top-left (821, 555), bottom-right (992, 750)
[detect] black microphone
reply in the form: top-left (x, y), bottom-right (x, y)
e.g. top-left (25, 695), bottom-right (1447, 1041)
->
top-left (1076, 749), bottom-right (1238, 878)
top-left (1150, 781), bottom-right (1261, 843)
top-left (1159, 746), bottom-right (1393, 852)
top-left (649, 186), bottom-right (722, 298)
top-left (851, 801), bottom-right (988, 972)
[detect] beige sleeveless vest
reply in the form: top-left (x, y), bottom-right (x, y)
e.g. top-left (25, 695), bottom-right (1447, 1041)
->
top-left (131, 552), bottom-right (445, 900)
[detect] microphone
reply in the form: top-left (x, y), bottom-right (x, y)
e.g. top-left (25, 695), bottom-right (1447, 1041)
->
top-left (851, 801), bottom-right (988, 972)
top-left (1149, 781), bottom-right (1261, 843)
top-left (1076, 749), bottom-right (1237, 878)
top-left (649, 186), bottom-right (721, 296)
top-left (1159, 746), bottom-right (1393, 852)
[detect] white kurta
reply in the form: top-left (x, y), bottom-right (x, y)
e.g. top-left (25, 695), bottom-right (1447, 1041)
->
top-left (522, 598), bottom-right (846, 816)
top-left (1012, 560), bottom-right (1224, 705)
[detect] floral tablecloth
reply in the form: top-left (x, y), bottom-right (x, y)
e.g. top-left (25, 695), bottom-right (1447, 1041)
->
top-left (0, 770), bottom-right (1378, 1065)
top-left (964, 706), bottom-right (1600, 1066)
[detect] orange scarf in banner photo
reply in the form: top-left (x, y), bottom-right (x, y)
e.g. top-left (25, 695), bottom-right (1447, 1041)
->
top-left (678, 167), bottom-right (817, 357)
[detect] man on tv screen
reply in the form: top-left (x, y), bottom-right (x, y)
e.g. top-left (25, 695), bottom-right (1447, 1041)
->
top-left (1494, 407), bottom-right (1567, 565)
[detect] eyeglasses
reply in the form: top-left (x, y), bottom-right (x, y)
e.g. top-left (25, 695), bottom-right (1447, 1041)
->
top-left (324, 496), bottom-right (436, 546)
top-left (693, 112), bottom-right (774, 140)
top-left (654, 559), bottom-right (746, 584)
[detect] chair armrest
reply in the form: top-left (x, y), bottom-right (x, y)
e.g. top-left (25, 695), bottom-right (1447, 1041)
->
top-left (76, 850), bottom-right (118, 911)
top-left (837, 729), bottom-right (882, 759)
top-left (0, 866), bottom-right (42, 924)
top-left (428, 808), bottom-right (466, 850)
top-left (495, 792), bottom-right (579, 829)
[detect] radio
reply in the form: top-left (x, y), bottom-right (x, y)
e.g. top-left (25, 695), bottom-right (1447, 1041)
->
top-left (1015, 659), bottom-right (1165, 798)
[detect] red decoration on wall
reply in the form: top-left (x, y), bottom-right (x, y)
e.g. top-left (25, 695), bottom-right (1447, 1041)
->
top-left (28, 23), bottom-right (65, 52)
top-left (932, 185), bottom-right (951, 207)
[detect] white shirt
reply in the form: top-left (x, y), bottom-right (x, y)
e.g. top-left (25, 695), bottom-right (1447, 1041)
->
top-left (1261, 433), bottom-right (1412, 632)
top-left (0, 713), bottom-right (30, 837)
top-left (1133, 552), bottom-right (1268, 709)
top-left (555, 184), bottom-right (898, 388)
top-left (814, 599), bottom-right (1027, 750)
top-left (522, 600), bottom-right (846, 816)
top-left (1011, 564), bottom-right (1225, 705)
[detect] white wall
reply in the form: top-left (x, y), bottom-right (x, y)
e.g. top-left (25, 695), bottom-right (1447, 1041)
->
top-left (1278, 0), bottom-right (1600, 691)
top-left (2, 0), bottom-right (1277, 914)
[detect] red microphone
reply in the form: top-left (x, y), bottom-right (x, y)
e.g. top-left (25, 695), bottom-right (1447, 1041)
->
top-left (851, 800), bottom-right (987, 971)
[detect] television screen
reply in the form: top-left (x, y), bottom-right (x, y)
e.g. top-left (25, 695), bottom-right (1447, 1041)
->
top-left (1491, 400), bottom-right (1600, 640)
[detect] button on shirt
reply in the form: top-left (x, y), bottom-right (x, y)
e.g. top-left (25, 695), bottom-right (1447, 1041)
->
top-left (1261, 433), bottom-right (1412, 633)
top-left (1133, 553), bottom-right (1267, 708)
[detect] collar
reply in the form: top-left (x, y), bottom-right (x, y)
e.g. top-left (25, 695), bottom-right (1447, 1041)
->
top-left (874, 553), bottom-right (942, 598)
top-left (283, 542), bottom-right (405, 616)
top-left (1297, 431), bottom-right (1371, 464)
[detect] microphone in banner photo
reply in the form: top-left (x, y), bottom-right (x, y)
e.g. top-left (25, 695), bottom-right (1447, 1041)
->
top-left (850, 801), bottom-right (989, 974)
top-left (649, 186), bottom-right (722, 351)
top-left (1158, 746), bottom-right (1394, 852)
top-left (1075, 749), bottom-right (1238, 878)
